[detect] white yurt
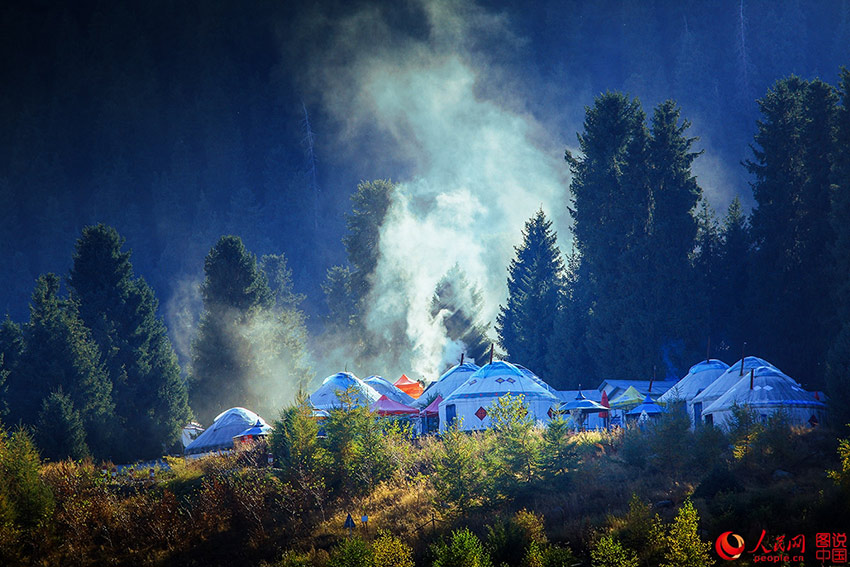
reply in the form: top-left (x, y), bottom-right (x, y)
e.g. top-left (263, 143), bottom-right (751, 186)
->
top-left (658, 359), bottom-right (730, 425)
top-left (438, 361), bottom-right (560, 432)
top-left (691, 356), bottom-right (777, 425)
top-left (310, 372), bottom-right (381, 410)
top-left (416, 362), bottom-right (480, 407)
top-left (363, 375), bottom-right (415, 405)
top-left (512, 363), bottom-right (559, 394)
top-left (701, 365), bottom-right (827, 428)
top-left (185, 407), bottom-right (267, 456)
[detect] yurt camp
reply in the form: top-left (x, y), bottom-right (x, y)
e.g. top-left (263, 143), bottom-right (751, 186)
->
top-left (438, 361), bottom-right (560, 432)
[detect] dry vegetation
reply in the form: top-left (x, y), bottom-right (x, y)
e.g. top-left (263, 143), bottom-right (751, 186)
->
top-left (1, 407), bottom-right (848, 567)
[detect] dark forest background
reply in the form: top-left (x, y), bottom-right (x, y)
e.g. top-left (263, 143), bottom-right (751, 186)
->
top-left (3, 0), bottom-right (849, 325)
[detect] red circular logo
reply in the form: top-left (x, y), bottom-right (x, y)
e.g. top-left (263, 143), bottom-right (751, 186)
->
top-left (716, 532), bottom-right (745, 560)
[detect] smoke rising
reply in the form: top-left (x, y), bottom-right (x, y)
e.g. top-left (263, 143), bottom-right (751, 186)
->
top-left (292, 1), bottom-right (571, 379)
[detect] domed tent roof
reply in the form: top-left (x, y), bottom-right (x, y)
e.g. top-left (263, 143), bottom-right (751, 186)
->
top-left (692, 356), bottom-right (778, 407)
top-left (702, 366), bottom-right (827, 427)
top-left (185, 407), bottom-right (266, 456)
top-left (416, 362), bottom-right (480, 407)
top-left (443, 361), bottom-right (560, 404)
top-left (439, 361), bottom-right (560, 431)
top-left (512, 364), bottom-right (558, 393)
top-left (627, 395), bottom-right (664, 416)
top-left (364, 375), bottom-right (415, 405)
top-left (310, 372), bottom-right (381, 410)
top-left (659, 359), bottom-right (730, 404)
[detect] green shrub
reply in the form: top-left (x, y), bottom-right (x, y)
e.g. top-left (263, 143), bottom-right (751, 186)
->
top-left (432, 527), bottom-right (492, 567)
top-left (328, 536), bottom-right (374, 567)
top-left (590, 533), bottom-right (639, 567)
top-left (660, 499), bottom-right (713, 567)
top-left (373, 530), bottom-right (413, 567)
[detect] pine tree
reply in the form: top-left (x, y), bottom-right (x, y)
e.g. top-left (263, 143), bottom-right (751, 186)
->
top-left (321, 265), bottom-right (356, 334)
top-left (343, 179), bottom-right (397, 313)
top-left (716, 197), bottom-right (751, 353)
top-left (567, 93), bottom-right (651, 380)
top-left (35, 389), bottom-right (89, 461)
top-left (190, 235), bottom-right (280, 424)
top-left (691, 200), bottom-right (721, 351)
top-left (546, 246), bottom-right (593, 389)
top-left (68, 224), bottom-right (191, 460)
top-left (10, 274), bottom-right (114, 458)
top-left (430, 264), bottom-right (491, 365)
top-left (645, 100), bottom-right (702, 364)
top-left (747, 77), bottom-right (838, 387)
top-left (496, 209), bottom-right (565, 377)
top-left (828, 68), bottom-right (850, 425)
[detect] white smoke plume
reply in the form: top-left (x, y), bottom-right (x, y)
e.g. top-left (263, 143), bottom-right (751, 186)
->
top-left (293, 0), bottom-right (572, 380)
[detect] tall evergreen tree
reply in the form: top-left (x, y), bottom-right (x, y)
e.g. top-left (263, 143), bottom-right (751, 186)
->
top-left (191, 235), bottom-right (284, 424)
top-left (747, 77), bottom-right (838, 387)
top-left (35, 389), bottom-right (89, 461)
top-left (496, 209), bottom-right (565, 377)
top-left (68, 224), bottom-right (191, 460)
top-left (546, 246), bottom-right (593, 390)
top-left (827, 67), bottom-right (850, 425)
top-left (568, 94), bottom-right (704, 379)
top-left (430, 264), bottom-right (491, 366)
top-left (691, 200), bottom-right (721, 352)
top-left (715, 198), bottom-right (752, 355)
top-left (9, 274), bottom-right (114, 458)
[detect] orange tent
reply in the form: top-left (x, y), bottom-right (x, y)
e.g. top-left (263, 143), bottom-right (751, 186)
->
top-left (393, 374), bottom-right (424, 399)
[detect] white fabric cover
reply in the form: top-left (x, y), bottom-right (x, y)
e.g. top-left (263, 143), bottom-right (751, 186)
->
top-left (416, 362), bottom-right (480, 407)
top-left (660, 359), bottom-right (730, 427)
top-left (702, 365), bottom-right (827, 428)
top-left (364, 375), bottom-right (415, 405)
top-left (691, 356), bottom-right (777, 412)
top-left (185, 407), bottom-right (266, 455)
top-left (310, 372), bottom-right (381, 410)
top-left (438, 361), bottom-right (559, 432)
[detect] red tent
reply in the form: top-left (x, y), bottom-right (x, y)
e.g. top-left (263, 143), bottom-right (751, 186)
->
top-left (370, 395), bottom-right (418, 416)
top-left (394, 374), bottom-right (424, 399)
top-left (421, 395), bottom-right (443, 417)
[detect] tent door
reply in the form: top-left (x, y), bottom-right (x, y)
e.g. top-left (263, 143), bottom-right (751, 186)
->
top-left (445, 404), bottom-right (457, 426)
top-left (693, 402), bottom-right (702, 426)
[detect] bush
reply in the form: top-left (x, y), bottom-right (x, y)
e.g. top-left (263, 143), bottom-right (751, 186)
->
top-left (660, 499), bottom-right (713, 567)
top-left (590, 533), bottom-right (639, 567)
top-left (432, 527), bottom-right (492, 567)
top-left (328, 536), bottom-right (374, 567)
top-left (373, 530), bottom-right (413, 567)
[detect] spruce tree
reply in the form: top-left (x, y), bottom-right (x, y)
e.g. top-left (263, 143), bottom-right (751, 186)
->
top-left (35, 389), bottom-right (89, 461)
top-left (191, 235), bottom-right (280, 423)
top-left (10, 274), bottom-right (114, 458)
top-left (546, 246), bottom-right (593, 389)
top-left (496, 209), bottom-right (565, 377)
top-left (716, 198), bottom-right (752, 353)
top-left (430, 264), bottom-right (491, 366)
top-left (828, 68), bottom-right (850, 425)
top-left (68, 224), bottom-right (191, 460)
top-left (747, 77), bottom-right (838, 387)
